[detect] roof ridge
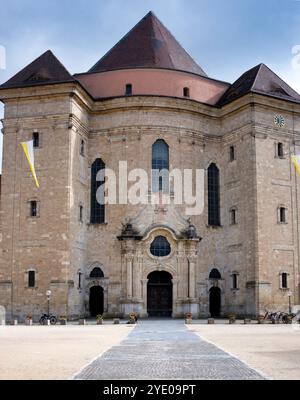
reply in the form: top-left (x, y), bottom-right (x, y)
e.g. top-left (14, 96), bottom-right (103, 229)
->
top-left (88, 11), bottom-right (206, 76)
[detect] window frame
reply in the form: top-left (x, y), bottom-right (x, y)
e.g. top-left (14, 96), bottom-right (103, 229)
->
top-left (28, 270), bottom-right (36, 288)
top-left (208, 163), bottom-right (221, 227)
top-left (152, 139), bottom-right (169, 193)
top-left (125, 83), bottom-right (133, 96)
top-left (280, 272), bottom-right (289, 289)
top-left (229, 145), bottom-right (235, 162)
top-left (33, 131), bottom-right (40, 148)
top-left (90, 158), bottom-right (106, 224)
top-left (150, 236), bottom-right (171, 258)
top-left (183, 87), bottom-right (190, 98)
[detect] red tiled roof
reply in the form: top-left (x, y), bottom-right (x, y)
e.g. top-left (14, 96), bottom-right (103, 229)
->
top-left (0, 50), bottom-right (74, 89)
top-left (218, 63), bottom-right (300, 106)
top-left (88, 11), bottom-right (207, 76)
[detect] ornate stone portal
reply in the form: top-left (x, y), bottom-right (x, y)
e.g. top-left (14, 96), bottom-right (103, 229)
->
top-left (117, 204), bottom-right (202, 317)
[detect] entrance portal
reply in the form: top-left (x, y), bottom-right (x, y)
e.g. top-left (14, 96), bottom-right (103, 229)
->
top-left (89, 286), bottom-right (104, 317)
top-left (209, 286), bottom-right (221, 317)
top-left (147, 271), bottom-right (172, 317)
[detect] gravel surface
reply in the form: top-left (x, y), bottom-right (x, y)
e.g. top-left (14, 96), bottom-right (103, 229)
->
top-left (188, 323), bottom-right (300, 380)
top-left (0, 324), bottom-right (134, 380)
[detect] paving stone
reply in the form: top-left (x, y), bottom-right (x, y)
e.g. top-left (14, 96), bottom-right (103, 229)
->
top-left (74, 320), bottom-right (264, 380)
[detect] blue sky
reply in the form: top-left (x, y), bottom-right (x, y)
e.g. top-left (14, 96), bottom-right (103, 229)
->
top-left (0, 0), bottom-right (300, 172)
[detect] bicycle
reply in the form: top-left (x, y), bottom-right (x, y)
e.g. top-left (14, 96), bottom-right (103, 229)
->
top-left (39, 314), bottom-right (57, 325)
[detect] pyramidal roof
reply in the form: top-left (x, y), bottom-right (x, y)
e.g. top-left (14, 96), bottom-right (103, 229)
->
top-left (218, 63), bottom-right (300, 106)
top-left (88, 11), bottom-right (207, 76)
top-left (1, 50), bottom-right (74, 89)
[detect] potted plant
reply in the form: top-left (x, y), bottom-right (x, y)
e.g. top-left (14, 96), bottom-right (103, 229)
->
top-left (185, 312), bottom-right (193, 324)
top-left (25, 314), bottom-right (33, 326)
top-left (128, 313), bottom-right (136, 324)
top-left (257, 315), bottom-right (265, 324)
top-left (96, 314), bottom-right (103, 325)
top-left (59, 316), bottom-right (67, 325)
top-left (228, 314), bottom-right (236, 324)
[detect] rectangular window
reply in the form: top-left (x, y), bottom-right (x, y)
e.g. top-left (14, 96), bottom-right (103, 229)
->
top-left (30, 201), bottom-right (37, 217)
top-left (229, 146), bottom-right (235, 162)
top-left (79, 205), bottom-right (83, 222)
top-left (277, 143), bottom-right (284, 158)
top-left (279, 207), bottom-right (287, 223)
top-left (281, 273), bottom-right (288, 289)
top-left (78, 272), bottom-right (82, 289)
top-left (232, 274), bottom-right (238, 290)
top-left (33, 132), bottom-right (39, 148)
top-left (230, 209), bottom-right (236, 225)
top-left (28, 271), bottom-right (35, 288)
top-left (125, 84), bottom-right (132, 96)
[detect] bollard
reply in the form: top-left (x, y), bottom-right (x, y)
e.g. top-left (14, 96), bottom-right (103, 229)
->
top-left (244, 319), bottom-right (251, 325)
top-left (47, 319), bottom-right (51, 326)
top-left (14, 320), bottom-right (18, 326)
top-left (79, 319), bottom-right (86, 325)
top-left (1, 320), bottom-right (5, 326)
top-left (113, 318), bottom-right (120, 325)
top-left (208, 318), bottom-right (215, 324)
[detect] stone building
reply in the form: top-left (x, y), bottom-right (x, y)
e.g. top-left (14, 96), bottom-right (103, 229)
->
top-left (0, 12), bottom-right (300, 320)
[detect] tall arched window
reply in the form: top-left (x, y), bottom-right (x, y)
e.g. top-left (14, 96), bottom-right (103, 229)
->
top-left (90, 158), bottom-right (105, 224)
top-left (208, 163), bottom-right (220, 226)
top-left (152, 139), bottom-right (169, 192)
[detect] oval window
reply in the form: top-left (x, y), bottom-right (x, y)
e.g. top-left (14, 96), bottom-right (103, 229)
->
top-left (150, 236), bottom-right (171, 257)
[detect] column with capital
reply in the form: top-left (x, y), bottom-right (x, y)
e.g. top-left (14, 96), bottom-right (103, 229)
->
top-left (141, 278), bottom-right (149, 317)
top-left (133, 256), bottom-right (143, 301)
top-left (125, 254), bottom-right (134, 299)
top-left (188, 255), bottom-right (197, 299)
top-left (177, 251), bottom-right (187, 299)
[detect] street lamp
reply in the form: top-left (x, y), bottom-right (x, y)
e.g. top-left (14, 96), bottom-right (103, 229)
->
top-left (288, 291), bottom-right (292, 314)
top-left (46, 290), bottom-right (52, 316)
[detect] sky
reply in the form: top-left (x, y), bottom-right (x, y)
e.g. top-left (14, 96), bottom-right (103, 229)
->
top-left (0, 0), bottom-right (300, 173)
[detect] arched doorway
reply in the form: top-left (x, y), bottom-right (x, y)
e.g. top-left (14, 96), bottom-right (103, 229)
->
top-left (89, 286), bottom-right (104, 317)
top-left (147, 271), bottom-right (172, 317)
top-left (209, 287), bottom-right (221, 317)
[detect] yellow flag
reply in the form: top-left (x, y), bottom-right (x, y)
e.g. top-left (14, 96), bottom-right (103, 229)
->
top-left (21, 140), bottom-right (39, 188)
top-left (292, 155), bottom-right (300, 177)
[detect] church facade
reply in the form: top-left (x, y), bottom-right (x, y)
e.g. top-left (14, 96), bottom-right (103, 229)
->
top-left (0, 12), bottom-right (300, 320)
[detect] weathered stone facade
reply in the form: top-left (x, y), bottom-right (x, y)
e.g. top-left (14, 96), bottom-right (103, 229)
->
top-left (0, 13), bottom-right (300, 320)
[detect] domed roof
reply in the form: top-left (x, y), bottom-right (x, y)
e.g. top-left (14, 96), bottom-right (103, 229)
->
top-left (88, 11), bottom-right (207, 76)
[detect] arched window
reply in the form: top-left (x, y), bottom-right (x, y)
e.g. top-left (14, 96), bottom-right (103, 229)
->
top-left (152, 140), bottom-right (169, 192)
top-left (209, 268), bottom-right (221, 280)
top-left (183, 87), bottom-right (190, 97)
top-left (208, 163), bottom-right (220, 226)
top-left (90, 267), bottom-right (104, 278)
top-left (150, 236), bottom-right (171, 257)
top-left (90, 158), bottom-right (105, 224)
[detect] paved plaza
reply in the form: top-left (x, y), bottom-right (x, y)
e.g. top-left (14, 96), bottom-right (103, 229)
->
top-left (74, 320), bottom-right (264, 380)
top-left (1, 320), bottom-right (300, 380)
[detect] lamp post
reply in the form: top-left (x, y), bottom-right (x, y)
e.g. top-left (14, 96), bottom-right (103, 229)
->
top-left (46, 290), bottom-right (52, 316)
top-left (288, 291), bottom-right (292, 314)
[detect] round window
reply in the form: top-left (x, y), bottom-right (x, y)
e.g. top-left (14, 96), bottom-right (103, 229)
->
top-left (150, 236), bottom-right (171, 257)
